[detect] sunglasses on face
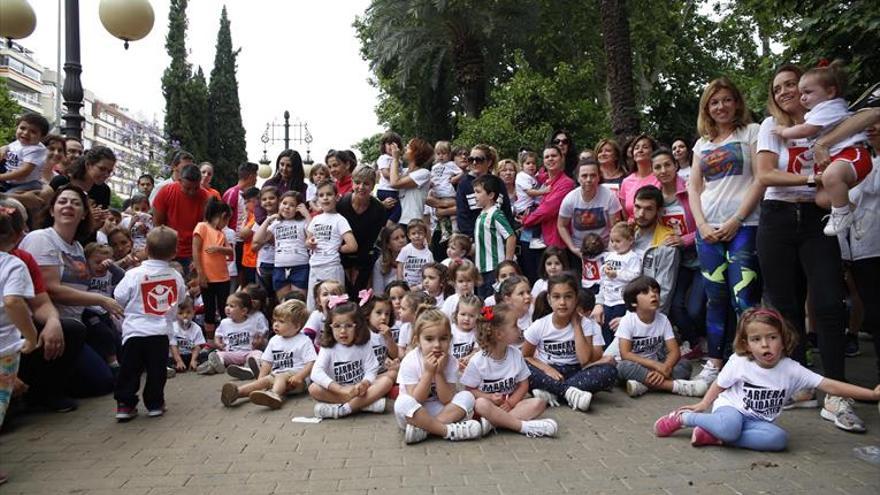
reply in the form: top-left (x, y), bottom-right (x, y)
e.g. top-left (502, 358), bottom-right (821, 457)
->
top-left (553, 138), bottom-right (570, 145)
top-left (468, 156), bottom-right (488, 164)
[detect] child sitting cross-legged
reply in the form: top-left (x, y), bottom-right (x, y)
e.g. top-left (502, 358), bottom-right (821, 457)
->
top-left (308, 299), bottom-right (393, 418)
top-left (462, 303), bottom-right (558, 438)
top-left (221, 299), bottom-right (316, 409)
top-left (616, 276), bottom-right (708, 398)
top-left (198, 292), bottom-right (264, 375)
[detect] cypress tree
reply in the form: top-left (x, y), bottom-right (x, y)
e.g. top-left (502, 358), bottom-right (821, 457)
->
top-left (161, 0), bottom-right (193, 163)
top-left (207, 6), bottom-right (248, 190)
top-left (186, 66), bottom-right (210, 161)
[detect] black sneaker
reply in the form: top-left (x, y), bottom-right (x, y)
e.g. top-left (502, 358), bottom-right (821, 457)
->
top-left (845, 333), bottom-right (861, 357)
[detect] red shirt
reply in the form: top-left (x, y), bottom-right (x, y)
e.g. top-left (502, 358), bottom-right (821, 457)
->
top-left (335, 174), bottom-right (353, 198)
top-left (11, 248), bottom-right (46, 294)
top-left (154, 182), bottom-right (210, 258)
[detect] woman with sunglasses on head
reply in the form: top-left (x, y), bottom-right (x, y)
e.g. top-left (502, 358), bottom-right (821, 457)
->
top-left (451, 145), bottom-right (516, 239)
top-left (547, 129), bottom-right (579, 180)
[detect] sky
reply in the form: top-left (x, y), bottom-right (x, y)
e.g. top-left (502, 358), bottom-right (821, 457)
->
top-left (20, 0), bottom-right (384, 165)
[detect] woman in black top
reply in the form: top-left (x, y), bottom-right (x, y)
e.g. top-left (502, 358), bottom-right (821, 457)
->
top-left (337, 166), bottom-right (388, 297)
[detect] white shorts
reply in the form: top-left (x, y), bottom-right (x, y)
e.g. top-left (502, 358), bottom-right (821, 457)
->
top-left (393, 391), bottom-right (474, 430)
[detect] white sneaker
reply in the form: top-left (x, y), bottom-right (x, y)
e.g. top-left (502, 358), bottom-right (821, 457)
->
top-left (444, 420), bottom-right (482, 441)
top-left (313, 402), bottom-right (342, 419)
top-left (362, 398), bottom-right (386, 413)
top-left (823, 209), bottom-right (855, 236)
top-left (404, 424), bottom-right (428, 444)
top-left (696, 361), bottom-right (720, 384)
top-left (166, 367), bottom-right (176, 379)
top-left (208, 352), bottom-right (226, 374)
top-left (626, 380), bottom-right (649, 398)
top-left (480, 417), bottom-right (495, 436)
top-left (673, 379), bottom-right (708, 397)
top-left (226, 364), bottom-right (254, 380)
top-left (564, 387), bottom-right (592, 411)
top-left (196, 361), bottom-right (213, 375)
top-left (531, 389), bottom-right (560, 407)
top-left (821, 395), bottom-right (866, 433)
top-left (522, 418), bottom-right (558, 438)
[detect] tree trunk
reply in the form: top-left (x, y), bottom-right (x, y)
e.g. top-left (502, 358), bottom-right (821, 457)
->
top-left (599, 0), bottom-right (640, 143)
top-left (452, 37), bottom-right (486, 118)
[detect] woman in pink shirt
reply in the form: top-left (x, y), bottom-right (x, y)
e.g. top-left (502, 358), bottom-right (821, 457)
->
top-left (521, 145), bottom-right (576, 249)
top-left (618, 134), bottom-right (661, 219)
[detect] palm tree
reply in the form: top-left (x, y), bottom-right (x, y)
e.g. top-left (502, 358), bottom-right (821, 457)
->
top-left (599, 0), bottom-right (640, 142)
top-left (358, 0), bottom-right (537, 119)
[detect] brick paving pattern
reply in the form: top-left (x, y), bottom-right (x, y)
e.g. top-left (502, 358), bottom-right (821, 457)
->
top-left (2, 345), bottom-right (878, 494)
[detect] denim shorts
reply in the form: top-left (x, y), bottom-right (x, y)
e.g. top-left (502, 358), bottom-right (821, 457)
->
top-left (273, 265), bottom-right (309, 290)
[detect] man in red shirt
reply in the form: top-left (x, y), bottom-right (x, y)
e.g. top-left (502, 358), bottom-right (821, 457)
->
top-left (153, 164), bottom-right (210, 272)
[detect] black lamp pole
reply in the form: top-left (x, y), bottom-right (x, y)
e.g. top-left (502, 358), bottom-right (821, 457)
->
top-left (283, 110), bottom-right (290, 150)
top-left (61, 0), bottom-right (84, 140)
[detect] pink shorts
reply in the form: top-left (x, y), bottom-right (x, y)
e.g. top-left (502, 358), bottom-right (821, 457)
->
top-left (829, 146), bottom-right (873, 182)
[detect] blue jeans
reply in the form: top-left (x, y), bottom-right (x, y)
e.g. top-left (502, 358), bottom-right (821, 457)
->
top-left (601, 304), bottom-right (628, 349)
top-left (377, 189), bottom-right (401, 223)
top-left (273, 265), bottom-right (310, 291)
top-left (683, 406), bottom-right (788, 451)
top-left (696, 226), bottom-right (760, 359)
top-left (526, 362), bottom-right (618, 399)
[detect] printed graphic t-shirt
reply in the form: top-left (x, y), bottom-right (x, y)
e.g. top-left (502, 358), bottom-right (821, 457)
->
top-left (713, 354), bottom-right (822, 422)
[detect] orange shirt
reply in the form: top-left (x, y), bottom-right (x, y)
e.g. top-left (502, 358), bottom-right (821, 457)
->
top-left (194, 221), bottom-right (231, 282)
top-left (241, 213), bottom-right (257, 268)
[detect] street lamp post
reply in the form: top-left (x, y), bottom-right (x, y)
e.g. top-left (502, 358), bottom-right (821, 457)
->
top-left (61, 0), bottom-right (84, 140)
top-left (265, 110), bottom-right (314, 166)
top-left (0, 0), bottom-right (154, 140)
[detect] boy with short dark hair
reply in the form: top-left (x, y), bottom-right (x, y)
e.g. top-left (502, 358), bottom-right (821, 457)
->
top-left (0, 113), bottom-right (50, 192)
top-left (113, 226), bottom-right (187, 421)
top-left (616, 276), bottom-right (707, 399)
top-left (472, 175), bottom-right (516, 298)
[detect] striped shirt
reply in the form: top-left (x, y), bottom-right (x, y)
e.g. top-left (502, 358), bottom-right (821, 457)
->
top-left (474, 205), bottom-right (514, 273)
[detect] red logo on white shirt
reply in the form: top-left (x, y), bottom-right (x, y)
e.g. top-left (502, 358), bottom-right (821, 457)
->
top-left (140, 276), bottom-right (178, 316)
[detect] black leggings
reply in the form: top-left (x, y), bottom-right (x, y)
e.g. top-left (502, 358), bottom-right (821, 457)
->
top-left (202, 281), bottom-right (231, 325)
top-left (757, 201), bottom-right (847, 380)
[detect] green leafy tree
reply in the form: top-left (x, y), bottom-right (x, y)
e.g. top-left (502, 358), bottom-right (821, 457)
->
top-left (353, 133), bottom-right (383, 165)
top-left (207, 6), bottom-right (248, 190)
top-left (457, 54), bottom-right (609, 159)
top-left (186, 66), bottom-right (210, 161)
top-left (161, 0), bottom-right (194, 164)
top-left (0, 81), bottom-right (20, 144)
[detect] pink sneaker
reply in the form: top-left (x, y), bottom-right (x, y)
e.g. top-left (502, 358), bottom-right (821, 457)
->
top-left (691, 427), bottom-right (722, 447)
top-left (653, 411), bottom-right (683, 437)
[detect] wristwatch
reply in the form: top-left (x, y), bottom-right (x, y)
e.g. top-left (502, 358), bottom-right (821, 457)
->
top-left (806, 174), bottom-right (817, 188)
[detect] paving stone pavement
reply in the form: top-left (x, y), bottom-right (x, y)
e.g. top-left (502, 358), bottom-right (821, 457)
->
top-left (2, 345), bottom-right (879, 494)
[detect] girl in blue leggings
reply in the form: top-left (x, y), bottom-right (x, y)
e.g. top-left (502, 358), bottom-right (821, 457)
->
top-left (653, 307), bottom-right (880, 451)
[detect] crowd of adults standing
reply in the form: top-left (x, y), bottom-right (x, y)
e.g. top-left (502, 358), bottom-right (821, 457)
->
top-left (1, 63), bottom-right (878, 433)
